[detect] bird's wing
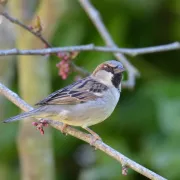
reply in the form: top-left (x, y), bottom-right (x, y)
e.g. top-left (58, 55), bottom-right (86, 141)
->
top-left (35, 77), bottom-right (108, 106)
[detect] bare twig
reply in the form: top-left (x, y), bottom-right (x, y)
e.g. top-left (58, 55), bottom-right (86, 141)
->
top-left (78, 0), bottom-right (140, 88)
top-left (1, 10), bottom-right (180, 84)
top-left (0, 12), bottom-right (51, 47)
top-left (121, 42), bottom-right (180, 56)
top-left (0, 42), bottom-right (179, 56)
top-left (122, 165), bottom-right (128, 176)
top-left (0, 82), bottom-right (167, 180)
top-left (0, 11), bottom-right (88, 76)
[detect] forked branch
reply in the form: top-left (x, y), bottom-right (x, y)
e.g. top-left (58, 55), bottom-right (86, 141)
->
top-left (1, 10), bottom-right (179, 87)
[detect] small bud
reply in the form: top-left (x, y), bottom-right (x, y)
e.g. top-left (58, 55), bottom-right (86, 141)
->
top-left (63, 54), bottom-right (69, 61)
top-left (56, 52), bottom-right (72, 79)
top-left (56, 59), bottom-right (70, 80)
top-left (35, 16), bottom-right (42, 33)
top-left (40, 128), bottom-right (44, 135)
top-left (122, 165), bottom-right (128, 176)
top-left (70, 51), bottom-right (79, 59)
top-left (32, 122), bottom-right (38, 126)
top-left (28, 25), bottom-right (33, 30)
top-left (30, 15), bottom-right (43, 34)
top-left (57, 52), bottom-right (66, 59)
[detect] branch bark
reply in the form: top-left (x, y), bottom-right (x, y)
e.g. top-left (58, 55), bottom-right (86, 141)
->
top-left (0, 82), bottom-right (167, 180)
top-left (0, 10), bottom-right (87, 77)
top-left (0, 42), bottom-right (179, 56)
top-left (1, 10), bottom-right (180, 88)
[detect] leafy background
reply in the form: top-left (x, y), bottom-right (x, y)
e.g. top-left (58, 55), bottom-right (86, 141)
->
top-left (0, 0), bottom-right (180, 179)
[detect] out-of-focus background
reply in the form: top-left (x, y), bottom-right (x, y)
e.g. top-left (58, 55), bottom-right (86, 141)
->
top-left (0, 0), bottom-right (180, 180)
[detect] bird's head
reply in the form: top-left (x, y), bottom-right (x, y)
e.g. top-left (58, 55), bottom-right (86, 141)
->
top-left (92, 60), bottom-right (125, 88)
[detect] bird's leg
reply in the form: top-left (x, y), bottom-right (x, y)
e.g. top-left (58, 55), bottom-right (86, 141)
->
top-left (60, 123), bottom-right (68, 135)
top-left (32, 119), bottom-right (49, 135)
top-left (83, 127), bottom-right (102, 146)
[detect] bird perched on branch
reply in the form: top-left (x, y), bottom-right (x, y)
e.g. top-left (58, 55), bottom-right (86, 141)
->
top-left (3, 60), bottom-right (125, 143)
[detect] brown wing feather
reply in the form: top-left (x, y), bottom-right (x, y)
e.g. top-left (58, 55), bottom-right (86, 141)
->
top-left (35, 77), bottom-right (108, 106)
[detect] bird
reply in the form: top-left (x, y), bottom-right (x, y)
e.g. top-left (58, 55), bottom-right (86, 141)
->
top-left (3, 60), bottom-right (125, 143)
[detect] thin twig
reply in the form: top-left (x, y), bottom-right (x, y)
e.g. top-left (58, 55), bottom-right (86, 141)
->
top-left (0, 42), bottom-right (179, 56)
top-left (0, 12), bottom-right (51, 47)
top-left (0, 82), bottom-right (167, 180)
top-left (0, 11), bottom-right (88, 76)
top-left (1, 10), bottom-right (180, 86)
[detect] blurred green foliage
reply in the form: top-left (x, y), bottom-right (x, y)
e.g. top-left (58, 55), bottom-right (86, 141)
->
top-left (0, 0), bottom-right (180, 179)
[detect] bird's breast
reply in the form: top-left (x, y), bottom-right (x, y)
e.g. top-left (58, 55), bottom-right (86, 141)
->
top-left (55, 87), bottom-right (120, 127)
top-left (78, 87), bottom-right (120, 127)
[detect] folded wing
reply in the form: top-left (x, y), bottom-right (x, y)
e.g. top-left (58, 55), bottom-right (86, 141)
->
top-left (35, 77), bottom-right (108, 106)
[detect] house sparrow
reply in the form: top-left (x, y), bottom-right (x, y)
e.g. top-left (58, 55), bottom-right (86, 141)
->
top-left (3, 60), bottom-right (125, 142)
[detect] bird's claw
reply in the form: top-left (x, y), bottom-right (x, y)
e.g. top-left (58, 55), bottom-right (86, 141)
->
top-left (90, 134), bottom-right (102, 148)
top-left (60, 123), bottom-right (68, 135)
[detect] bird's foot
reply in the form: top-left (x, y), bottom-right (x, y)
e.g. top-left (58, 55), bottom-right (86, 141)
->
top-left (32, 119), bottom-right (49, 135)
top-left (60, 123), bottom-right (68, 135)
top-left (82, 127), bottom-right (102, 147)
top-left (90, 133), bottom-right (102, 147)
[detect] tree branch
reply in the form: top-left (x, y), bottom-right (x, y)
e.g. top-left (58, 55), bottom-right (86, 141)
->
top-left (0, 42), bottom-right (179, 56)
top-left (0, 82), bottom-right (167, 180)
top-left (0, 12), bottom-right (51, 47)
top-left (0, 11), bottom-right (88, 77)
top-left (1, 9), bottom-right (180, 86)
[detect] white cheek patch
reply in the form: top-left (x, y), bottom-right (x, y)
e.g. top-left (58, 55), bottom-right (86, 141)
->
top-left (95, 70), bottom-right (113, 86)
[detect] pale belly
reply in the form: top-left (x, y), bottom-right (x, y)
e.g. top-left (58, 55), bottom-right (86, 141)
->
top-left (53, 88), bottom-right (120, 127)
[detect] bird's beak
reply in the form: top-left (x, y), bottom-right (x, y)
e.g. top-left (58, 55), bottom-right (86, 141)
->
top-left (120, 66), bottom-right (125, 72)
top-left (116, 65), bottom-right (125, 73)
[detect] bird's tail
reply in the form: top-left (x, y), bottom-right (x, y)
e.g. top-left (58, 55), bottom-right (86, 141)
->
top-left (3, 108), bottom-right (42, 123)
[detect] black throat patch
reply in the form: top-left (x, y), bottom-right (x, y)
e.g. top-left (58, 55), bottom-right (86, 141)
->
top-left (111, 73), bottom-right (122, 88)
